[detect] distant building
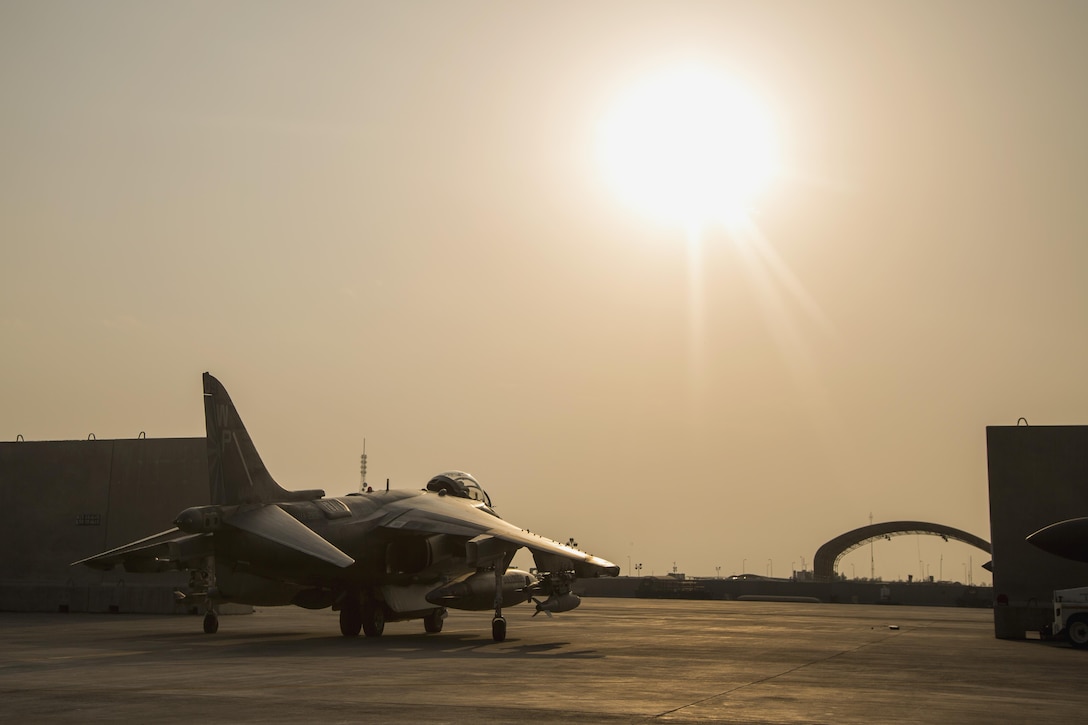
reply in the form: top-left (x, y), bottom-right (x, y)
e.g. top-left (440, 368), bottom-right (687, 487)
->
top-left (0, 437), bottom-right (210, 613)
top-left (987, 425), bottom-right (1088, 639)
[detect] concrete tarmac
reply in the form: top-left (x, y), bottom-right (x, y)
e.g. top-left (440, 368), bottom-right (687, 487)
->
top-left (2, 598), bottom-right (1084, 723)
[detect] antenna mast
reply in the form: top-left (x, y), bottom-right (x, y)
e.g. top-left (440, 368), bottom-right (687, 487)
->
top-left (359, 439), bottom-right (368, 492)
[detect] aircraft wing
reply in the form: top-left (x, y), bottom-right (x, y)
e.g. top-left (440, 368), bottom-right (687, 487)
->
top-left (228, 504), bottom-right (354, 568)
top-left (485, 524), bottom-right (621, 578)
top-left (378, 494), bottom-right (620, 577)
top-left (72, 527), bottom-right (212, 573)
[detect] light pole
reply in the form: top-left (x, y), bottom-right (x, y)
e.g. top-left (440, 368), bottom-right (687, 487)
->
top-left (767, 559), bottom-right (772, 577)
top-left (851, 563), bottom-right (856, 579)
top-left (635, 562), bottom-right (643, 578)
top-left (742, 558), bottom-right (746, 574)
top-left (715, 566), bottom-right (721, 579)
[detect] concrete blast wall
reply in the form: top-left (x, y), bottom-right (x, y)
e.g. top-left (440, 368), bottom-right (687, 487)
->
top-left (987, 425), bottom-right (1088, 639)
top-left (0, 438), bottom-right (208, 613)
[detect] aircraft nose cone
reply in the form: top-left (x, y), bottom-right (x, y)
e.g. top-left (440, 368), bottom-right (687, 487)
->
top-left (1026, 517), bottom-right (1088, 563)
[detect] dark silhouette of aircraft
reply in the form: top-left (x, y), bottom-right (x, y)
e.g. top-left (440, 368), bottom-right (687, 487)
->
top-left (75, 373), bottom-right (619, 642)
top-left (1027, 517), bottom-right (1088, 563)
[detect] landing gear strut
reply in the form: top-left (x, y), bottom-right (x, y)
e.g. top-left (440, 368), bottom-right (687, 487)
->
top-left (195, 560), bottom-right (217, 634)
top-left (491, 564), bottom-right (507, 642)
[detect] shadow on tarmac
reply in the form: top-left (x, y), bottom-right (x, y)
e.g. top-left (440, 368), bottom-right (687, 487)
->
top-left (128, 626), bottom-right (602, 660)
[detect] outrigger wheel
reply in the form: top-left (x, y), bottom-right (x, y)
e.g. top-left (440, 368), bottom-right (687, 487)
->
top-left (203, 609), bottom-right (219, 634)
top-left (491, 616), bottom-right (506, 642)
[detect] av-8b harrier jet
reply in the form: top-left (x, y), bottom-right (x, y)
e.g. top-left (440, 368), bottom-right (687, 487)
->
top-left (75, 373), bottom-right (619, 642)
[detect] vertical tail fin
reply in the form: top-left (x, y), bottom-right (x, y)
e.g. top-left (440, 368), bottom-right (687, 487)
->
top-left (203, 372), bottom-right (325, 505)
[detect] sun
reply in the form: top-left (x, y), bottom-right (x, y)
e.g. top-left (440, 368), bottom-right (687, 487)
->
top-left (597, 64), bottom-right (779, 230)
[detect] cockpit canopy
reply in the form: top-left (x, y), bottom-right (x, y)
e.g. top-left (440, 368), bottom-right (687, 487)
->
top-left (426, 471), bottom-right (492, 508)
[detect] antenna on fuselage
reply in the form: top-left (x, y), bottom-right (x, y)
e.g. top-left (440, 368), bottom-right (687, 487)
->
top-left (359, 439), bottom-right (368, 493)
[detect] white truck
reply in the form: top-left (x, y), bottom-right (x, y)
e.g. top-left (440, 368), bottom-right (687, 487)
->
top-left (1050, 586), bottom-right (1088, 649)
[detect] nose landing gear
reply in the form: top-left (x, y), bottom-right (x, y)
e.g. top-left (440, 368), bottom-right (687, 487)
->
top-left (491, 564), bottom-right (508, 642)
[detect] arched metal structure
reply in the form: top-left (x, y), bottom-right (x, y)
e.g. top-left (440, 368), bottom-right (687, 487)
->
top-left (813, 521), bottom-right (991, 582)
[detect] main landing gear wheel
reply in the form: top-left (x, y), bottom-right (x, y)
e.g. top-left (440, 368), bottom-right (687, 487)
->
top-left (362, 600), bottom-right (385, 638)
top-left (424, 608), bottom-right (445, 634)
top-left (1067, 614), bottom-right (1088, 649)
top-left (491, 616), bottom-right (506, 643)
top-left (203, 610), bottom-right (219, 634)
top-left (340, 600), bottom-right (362, 637)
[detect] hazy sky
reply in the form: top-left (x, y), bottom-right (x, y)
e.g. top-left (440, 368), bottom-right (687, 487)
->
top-left (4, 1), bottom-right (1087, 584)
